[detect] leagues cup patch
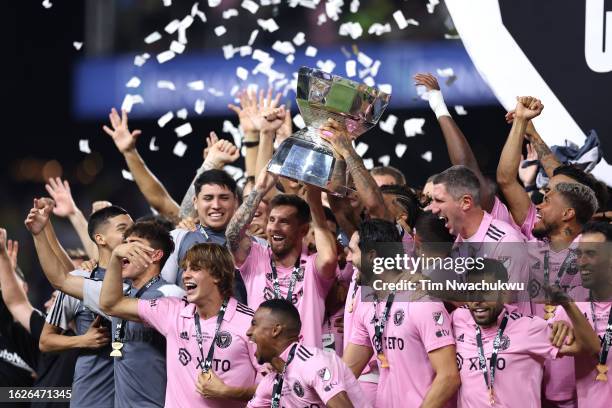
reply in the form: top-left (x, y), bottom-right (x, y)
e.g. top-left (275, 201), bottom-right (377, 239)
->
top-left (432, 312), bottom-right (444, 326)
top-left (215, 331), bottom-right (233, 348)
top-left (293, 381), bottom-right (304, 397)
top-left (393, 309), bottom-right (405, 326)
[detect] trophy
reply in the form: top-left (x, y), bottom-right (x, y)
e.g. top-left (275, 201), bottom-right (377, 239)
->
top-left (268, 66), bottom-right (391, 196)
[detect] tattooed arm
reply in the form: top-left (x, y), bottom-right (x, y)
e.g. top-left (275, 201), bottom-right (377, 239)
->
top-left (305, 186), bottom-right (338, 279)
top-left (525, 122), bottom-right (561, 178)
top-left (226, 169), bottom-right (279, 266)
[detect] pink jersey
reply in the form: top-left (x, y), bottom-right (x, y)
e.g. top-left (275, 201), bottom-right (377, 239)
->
top-left (519, 202), bottom-right (539, 241)
top-left (490, 197), bottom-right (520, 231)
top-left (452, 306), bottom-right (558, 407)
top-left (350, 296), bottom-right (455, 408)
top-left (239, 242), bottom-right (335, 347)
top-left (247, 343), bottom-right (371, 408)
top-left (137, 296), bottom-right (258, 408)
top-left (554, 302), bottom-right (612, 407)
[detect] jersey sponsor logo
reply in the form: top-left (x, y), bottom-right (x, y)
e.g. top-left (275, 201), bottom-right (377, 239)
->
top-left (432, 312), bottom-right (444, 325)
top-left (393, 309), bottom-right (405, 326)
top-left (436, 329), bottom-right (450, 338)
top-left (456, 352), bottom-right (464, 370)
top-left (216, 331), bottom-right (233, 348)
top-left (469, 356), bottom-right (506, 371)
top-left (293, 380), bottom-right (305, 397)
top-left (457, 333), bottom-right (465, 342)
top-left (180, 331), bottom-right (189, 340)
top-left (317, 367), bottom-right (332, 381)
top-left (178, 348), bottom-right (192, 366)
top-left (296, 346), bottom-right (314, 361)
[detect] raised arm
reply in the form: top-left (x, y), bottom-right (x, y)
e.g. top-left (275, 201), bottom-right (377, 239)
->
top-left (45, 177), bottom-right (98, 260)
top-left (497, 97), bottom-right (544, 225)
top-left (525, 121), bottom-right (561, 178)
top-left (226, 169), bottom-right (278, 266)
top-left (39, 318), bottom-right (110, 353)
top-left (25, 198), bottom-right (85, 299)
top-left (421, 345), bottom-right (461, 408)
top-left (103, 107), bottom-right (180, 222)
top-left (414, 73), bottom-right (495, 211)
top-left (305, 186), bottom-right (337, 279)
top-left (0, 230), bottom-right (33, 332)
top-left (342, 343), bottom-right (373, 379)
top-left (257, 106), bottom-right (286, 178)
top-left (320, 119), bottom-right (391, 221)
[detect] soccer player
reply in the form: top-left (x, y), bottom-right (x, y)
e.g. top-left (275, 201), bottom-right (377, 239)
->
top-left (343, 219), bottom-right (460, 408)
top-left (246, 299), bottom-right (369, 408)
top-left (454, 259), bottom-right (599, 407)
top-left (100, 242), bottom-right (259, 407)
top-left (226, 169), bottom-right (338, 347)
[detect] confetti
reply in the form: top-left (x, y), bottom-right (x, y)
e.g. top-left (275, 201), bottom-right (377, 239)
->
top-left (121, 94), bottom-right (144, 113)
top-left (444, 33), bottom-right (460, 40)
top-left (163, 0), bottom-right (172, 6)
top-left (73, 41), bottom-right (83, 51)
top-left (241, 0), bottom-right (259, 14)
top-left (293, 114), bottom-right (306, 129)
top-left (165, 19), bottom-right (180, 34)
top-left (316, 59), bottom-right (336, 73)
top-left (224, 165), bottom-right (244, 181)
top-left (188, 80), bottom-right (205, 90)
top-left (368, 23), bottom-right (391, 36)
top-left (173, 141), bottom-right (188, 157)
top-left (273, 41), bottom-right (296, 55)
top-left (156, 50), bottom-right (176, 64)
top-left (293, 32), bottom-right (306, 46)
top-left (393, 10), bottom-right (409, 30)
top-left (427, 0), bottom-right (440, 14)
top-left (208, 0), bottom-right (221, 7)
top-left (134, 53), bottom-right (150, 66)
top-left (339, 22), bottom-right (363, 39)
top-left (223, 9), bottom-right (239, 19)
top-left (404, 118), bottom-right (426, 137)
top-left (357, 51), bottom-right (372, 67)
top-left (395, 143), bottom-right (407, 158)
top-left (325, 0), bottom-right (343, 21)
top-left (305, 46), bottom-right (318, 57)
top-left (144, 31), bottom-right (162, 44)
top-left (363, 158), bottom-right (374, 169)
top-left (175, 123), bottom-right (193, 137)
top-left (363, 76), bottom-right (375, 87)
top-left (176, 108), bottom-right (188, 119)
top-left (214, 26), bottom-right (227, 36)
top-left (257, 18), bottom-right (279, 32)
top-left (125, 77), bottom-right (141, 88)
top-left (42, 0), bottom-right (52, 9)
top-left (421, 151), bottom-right (432, 162)
top-left (379, 114), bottom-right (398, 134)
top-left (236, 67), bottom-right (249, 80)
top-left (350, 0), bottom-right (359, 13)
top-left (157, 80), bottom-right (176, 91)
top-left (454, 105), bottom-right (468, 115)
top-left (170, 40), bottom-right (186, 54)
top-left (240, 46), bottom-right (252, 56)
top-left (370, 60), bottom-right (381, 76)
top-left (378, 84), bottom-right (392, 94)
top-left (157, 111), bottom-right (174, 128)
top-left (223, 45), bottom-right (237, 59)
top-left (248, 30), bottom-right (259, 46)
top-left (437, 67), bottom-right (455, 77)
top-left (253, 49), bottom-right (271, 62)
top-left (208, 88), bottom-right (224, 97)
top-left (149, 136), bottom-right (159, 151)
top-left (345, 60), bottom-right (356, 77)
top-left (317, 13), bottom-right (327, 26)
top-left (195, 99), bottom-right (206, 114)
top-left (79, 140), bottom-right (91, 154)
top-left (378, 155), bottom-right (390, 167)
top-left (286, 54), bottom-right (295, 64)
top-left (191, 3), bottom-right (207, 22)
top-left (223, 120), bottom-right (242, 147)
top-left (122, 170), bottom-right (134, 181)
top-left (355, 142), bottom-right (369, 157)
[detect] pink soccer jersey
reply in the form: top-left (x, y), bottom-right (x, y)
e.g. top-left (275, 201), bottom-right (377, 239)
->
top-left (137, 296), bottom-right (258, 408)
top-left (247, 342), bottom-right (370, 408)
top-left (452, 306), bottom-right (559, 407)
top-left (554, 302), bottom-right (612, 407)
top-left (519, 202), bottom-right (539, 241)
top-left (238, 241), bottom-right (335, 347)
top-left (490, 196), bottom-right (520, 231)
top-left (349, 298), bottom-right (455, 408)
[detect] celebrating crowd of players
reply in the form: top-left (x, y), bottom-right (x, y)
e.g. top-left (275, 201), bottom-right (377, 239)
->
top-left (1, 72), bottom-right (612, 408)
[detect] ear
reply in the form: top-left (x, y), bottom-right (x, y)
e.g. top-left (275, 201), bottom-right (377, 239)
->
top-left (562, 208), bottom-right (575, 222)
top-left (271, 323), bottom-right (283, 338)
top-left (366, 248), bottom-right (377, 264)
top-left (151, 249), bottom-right (164, 263)
top-left (94, 233), bottom-right (106, 246)
top-left (460, 195), bottom-right (474, 211)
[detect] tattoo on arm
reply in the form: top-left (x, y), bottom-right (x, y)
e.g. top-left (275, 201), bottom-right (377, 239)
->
top-left (344, 151), bottom-right (389, 219)
top-left (179, 185), bottom-right (197, 219)
top-left (530, 136), bottom-right (561, 177)
top-left (226, 190), bottom-right (264, 253)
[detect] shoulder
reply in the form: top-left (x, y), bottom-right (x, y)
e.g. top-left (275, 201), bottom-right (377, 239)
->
top-left (294, 344), bottom-right (316, 363)
top-left (170, 228), bottom-right (190, 245)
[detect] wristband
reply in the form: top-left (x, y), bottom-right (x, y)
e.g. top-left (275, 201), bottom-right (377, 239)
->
top-left (427, 90), bottom-right (451, 119)
top-left (521, 159), bottom-right (539, 168)
top-left (243, 140), bottom-right (260, 148)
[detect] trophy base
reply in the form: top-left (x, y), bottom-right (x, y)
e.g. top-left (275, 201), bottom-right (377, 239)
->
top-left (268, 128), bottom-right (351, 197)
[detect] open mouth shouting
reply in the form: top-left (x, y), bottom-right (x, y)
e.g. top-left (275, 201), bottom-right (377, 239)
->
top-left (183, 279), bottom-right (198, 296)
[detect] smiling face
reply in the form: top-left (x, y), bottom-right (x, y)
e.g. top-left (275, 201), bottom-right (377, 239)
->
top-left (119, 235), bottom-right (161, 281)
top-left (467, 299), bottom-right (505, 327)
top-left (193, 184), bottom-right (237, 231)
top-left (427, 183), bottom-right (466, 236)
top-left (577, 232), bottom-right (611, 289)
top-left (532, 188), bottom-right (567, 239)
top-left (346, 231), bottom-right (361, 271)
top-left (96, 214), bottom-right (133, 251)
top-left (182, 263), bottom-right (221, 305)
top-left (266, 205), bottom-right (308, 258)
top-left (246, 307), bottom-right (278, 365)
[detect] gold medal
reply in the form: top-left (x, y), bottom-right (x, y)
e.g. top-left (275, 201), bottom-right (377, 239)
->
top-left (488, 388), bottom-right (495, 406)
top-left (202, 370), bottom-right (212, 381)
top-left (377, 352), bottom-right (389, 368)
top-left (543, 304), bottom-right (556, 320)
top-left (110, 341), bottom-right (123, 357)
top-left (596, 364), bottom-right (608, 382)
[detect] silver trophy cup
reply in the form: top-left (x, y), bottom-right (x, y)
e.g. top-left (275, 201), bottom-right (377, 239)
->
top-left (268, 66), bottom-right (391, 196)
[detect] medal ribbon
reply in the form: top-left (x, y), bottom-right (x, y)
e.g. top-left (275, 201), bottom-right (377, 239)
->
top-left (589, 295), bottom-right (612, 374)
top-left (270, 343), bottom-right (298, 408)
top-left (269, 255), bottom-right (301, 302)
top-left (475, 312), bottom-right (509, 405)
top-left (194, 298), bottom-right (229, 373)
top-left (373, 293), bottom-right (395, 360)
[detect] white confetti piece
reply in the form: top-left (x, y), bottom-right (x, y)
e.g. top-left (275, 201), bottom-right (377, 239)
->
top-left (121, 94), bottom-right (144, 113)
top-left (248, 30), bottom-right (259, 46)
top-left (253, 49), bottom-right (271, 62)
top-left (363, 158), bottom-right (374, 169)
top-left (378, 155), bottom-right (390, 167)
top-left (222, 45), bottom-right (237, 59)
top-left (421, 151), bottom-right (432, 162)
top-left (339, 22), bottom-right (363, 39)
top-left (404, 118), bottom-right (426, 137)
top-left (355, 142), bottom-right (369, 156)
top-left (125, 77), bottom-right (141, 88)
top-left (223, 9), bottom-right (238, 19)
top-left (325, 0), bottom-right (343, 21)
top-left (149, 136), bottom-right (159, 151)
top-left (293, 32), bottom-right (306, 46)
top-left (214, 26), bottom-right (227, 36)
top-left (208, 0), bottom-right (221, 7)
top-left (406, 19), bottom-right (419, 26)
top-left (363, 76), bottom-right (375, 87)
top-left (188, 80), bottom-right (205, 90)
top-left (236, 67), bottom-right (249, 81)
top-left (350, 0), bottom-right (360, 13)
top-left (257, 18), bottom-right (279, 32)
top-left (223, 120), bottom-right (242, 147)
top-left (345, 60), bottom-right (357, 77)
top-left (144, 31), bottom-right (162, 44)
top-left (134, 53), bottom-right (150, 66)
top-left (42, 0), bottom-right (52, 9)
top-left (175, 123), bottom-right (193, 137)
top-left (165, 19), bottom-right (180, 34)
top-left (191, 3), bottom-right (207, 22)
top-left (157, 80), bottom-right (176, 91)
top-left (240, 46), bottom-right (252, 56)
top-left (241, 0), bottom-right (259, 14)
top-left (305, 46), bottom-right (318, 57)
top-left (163, 0), bottom-right (172, 6)
top-left (378, 83), bottom-right (392, 94)
top-left (79, 140), bottom-right (91, 154)
top-left (208, 88), bottom-right (224, 97)
top-left (195, 99), bottom-right (205, 114)
top-left (444, 33), bottom-right (460, 40)
top-left (368, 23), bottom-right (391, 36)
top-left (230, 85), bottom-right (240, 96)
top-left (157, 111), bottom-right (174, 128)
top-left (357, 51), bottom-right (373, 67)
top-left (173, 141), bottom-right (188, 157)
top-left (176, 108), bottom-right (188, 119)
top-left (286, 54), bottom-right (295, 64)
top-left (293, 114), bottom-right (306, 129)
top-left (379, 114), bottom-right (398, 134)
top-left (437, 67), bottom-right (455, 77)
top-left (224, 165), bottom-right (244, 181)
top-left (370, 60), bottom-right (381, 77)
top-left (73, 41), bottom-right (83, 50)
top-left (317, 13), bottom-right (327, 25)
top-left (393, 10), bottom-right (409, 29)
top-left (170, 40), bottom-right (186, 54)
top-left (427, 0), bottom-right (440, 14)
top-left (273, 41), bottom-right (296, 55)
top-left (122, 170), bottom-right (134, 181)
top-left (395, 143), bottom-right (407, 158)
top-left (454, 105), bottom-right (468, 115)
top-left (156, 50), bottom-right (176, 64)
top-left (316, 59), bottom-right (336, 73)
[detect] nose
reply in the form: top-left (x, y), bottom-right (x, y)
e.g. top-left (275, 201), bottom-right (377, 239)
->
top-left (210, 197), bottom-right (221, 209)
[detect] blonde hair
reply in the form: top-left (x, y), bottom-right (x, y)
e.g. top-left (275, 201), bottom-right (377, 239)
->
top-left (180, 243), bottom-right (234, 299)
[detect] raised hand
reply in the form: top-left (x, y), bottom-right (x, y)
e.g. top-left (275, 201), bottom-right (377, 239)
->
top-left (514, 96), bottom-right (544, 121)
top-left (260, 106), bottom-right (286, 136)
top-left (204, 132), bottom-right (240, 168)
top-left (102, 108), bottom-right (142, 154)
top-left (319, 118), bottom-right (353, 158)
top-left (45, 177), bottom-right (76, 217)
top-left (24, 198), bottom-right (54, 235)
top-left (414, 73), bottom-right (441, 91)
top-left (7, 239), bottom-right (19, 270)
top-left (253, 166), bottom-right (279, 194)
top-left (275, 106), bottom-right (293, 147)
top-left (203, 131), bottom-right (219, 160)
top-left (518, 143), bottom-right (538, 187)
top-left (228, 89), bottom-right (261, 134)
top-left (112, 242), bottom-right (154, 268)
top-left (0, 228), bottom-right (7, 256)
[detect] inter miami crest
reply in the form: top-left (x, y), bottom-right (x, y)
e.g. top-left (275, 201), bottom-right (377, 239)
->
top-left (393, 309), bottom-right (405, 326)
top-left (432, 312), bottom-right (444, 326)
top-left (293, 381), bottom-right (304, 397)
top-left (317, 367), bottom-right (332, 381)
top-left (215, 331), bottom-right (232, 348)
top-left (495, 334), bottom-right (511, 351)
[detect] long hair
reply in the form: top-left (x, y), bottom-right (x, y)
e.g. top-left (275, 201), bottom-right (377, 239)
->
top-left (180, 243), bottom-right (234, 299)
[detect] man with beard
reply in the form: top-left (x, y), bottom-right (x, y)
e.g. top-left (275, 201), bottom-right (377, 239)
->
top-left (246, 299), bottom-right (368, 408)
top-left (226, 169), bottom-right (337, 347)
